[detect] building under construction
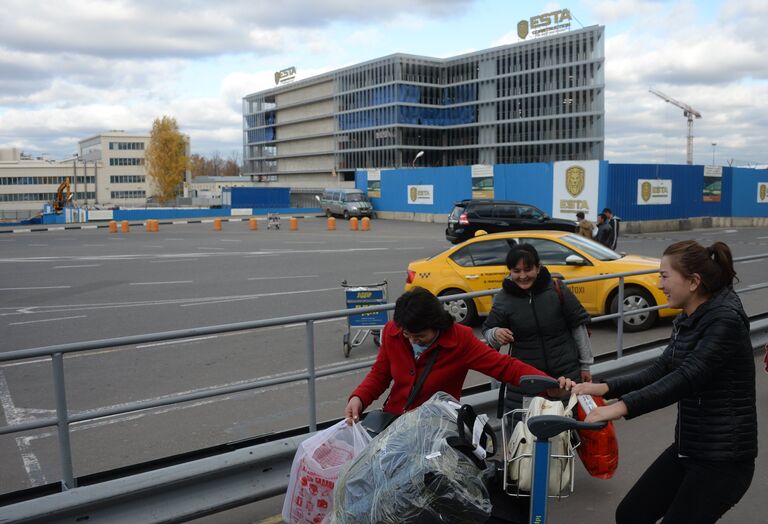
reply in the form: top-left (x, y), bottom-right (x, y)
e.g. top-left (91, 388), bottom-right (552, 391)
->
top-left (243, 25), bottom-right (605, 187)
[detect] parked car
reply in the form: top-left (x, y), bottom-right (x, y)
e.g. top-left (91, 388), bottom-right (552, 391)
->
top-left (317, 188), bottom-right (373, 219)
top-left (406, 230), bottom-right (679, 332)
top-left (445, 199), bottom-right (577, 244)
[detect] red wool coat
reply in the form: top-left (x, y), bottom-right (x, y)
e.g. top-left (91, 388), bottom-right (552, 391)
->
top-left (350, 320), bottom-right (549, 414)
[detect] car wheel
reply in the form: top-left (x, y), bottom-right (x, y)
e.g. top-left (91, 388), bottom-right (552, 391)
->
top-left (610, 287), bottom-right (658, 332)
top-left (325, 208), bottom-right (332, 218)
top-left (343, 210), bottom-right (350, 220)
top-left (439, 288), bottom-right (478, 326)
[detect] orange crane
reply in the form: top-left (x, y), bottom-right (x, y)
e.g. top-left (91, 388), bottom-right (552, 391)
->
top-left (649, 88), bottom-right (702, 165)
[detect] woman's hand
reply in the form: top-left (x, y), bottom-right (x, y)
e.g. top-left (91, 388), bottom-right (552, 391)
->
top-left (344, 396), bottom-right (363, 425)
top-left (585, 401), bottom-right (628, 423)
top-left (571, 381), bottom-right (609, 397)
top-left (494, 328), bottom-right (514, 346)
top-left (547, 376), bottom-right (576, 398)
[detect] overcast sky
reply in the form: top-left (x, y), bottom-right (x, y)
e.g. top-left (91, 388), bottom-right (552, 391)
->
top-left (0, 0), bottom-right (765, 166)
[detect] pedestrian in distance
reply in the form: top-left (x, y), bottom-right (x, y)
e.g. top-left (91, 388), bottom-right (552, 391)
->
top-left (575, 211), bottom-right (594, 239)
top-left (603, 207), bottom-right (620, 250)
top-left (481, 244), bottom-right (594, 411)
top-left (344, 287), bottom-right (574, 424)
top-left (595, 213), bottom-right (613, 248)
top-left (572, 240), bottom-right (757, 524)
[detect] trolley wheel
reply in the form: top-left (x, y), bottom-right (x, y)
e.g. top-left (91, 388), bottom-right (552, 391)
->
top-left (372, 331), bottom-right (381, 347)
top-left (325, 208), bottom-right (332, 217)
top-left (343, 333), bottom-right (351, 358)
top-left (343, 210), bottom-right (350, 220)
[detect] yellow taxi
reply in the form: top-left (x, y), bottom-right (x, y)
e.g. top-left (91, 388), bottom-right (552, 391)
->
top-left (405, 230), bottom-right (677, 332)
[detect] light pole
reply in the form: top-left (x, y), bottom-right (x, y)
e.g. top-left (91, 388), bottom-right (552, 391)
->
top-left (711, 142), bottom-right (717, 165)
top-left (411, 150), bottom-right (424, 168)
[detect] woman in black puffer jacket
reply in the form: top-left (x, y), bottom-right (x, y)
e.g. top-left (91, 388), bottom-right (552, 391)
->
top-left (573, 240), bottom-right (757, 524)
top-left (482, 244), bottom-right (594, 385)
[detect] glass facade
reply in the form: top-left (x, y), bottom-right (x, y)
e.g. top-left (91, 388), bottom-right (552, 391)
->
top-left (243, 26), bottom-right (604, 179)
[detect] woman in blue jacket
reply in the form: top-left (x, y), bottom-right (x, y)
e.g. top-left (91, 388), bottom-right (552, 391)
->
top-left (573, 240), bottom-right (757, 523)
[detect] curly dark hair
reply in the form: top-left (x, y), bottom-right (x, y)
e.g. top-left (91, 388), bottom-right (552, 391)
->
top-left (393, 287), bottom-right (454, 333)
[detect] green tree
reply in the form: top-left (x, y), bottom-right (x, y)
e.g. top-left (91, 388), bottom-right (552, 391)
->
top-left (146, 116), bottom-right (188, 203)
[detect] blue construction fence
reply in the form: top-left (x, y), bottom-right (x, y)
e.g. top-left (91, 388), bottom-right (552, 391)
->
top-left (356, 163), bottom-right (768, 220)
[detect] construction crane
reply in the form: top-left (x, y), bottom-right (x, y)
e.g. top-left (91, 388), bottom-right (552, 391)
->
top-left (649, 88), bottom-right (702, 165)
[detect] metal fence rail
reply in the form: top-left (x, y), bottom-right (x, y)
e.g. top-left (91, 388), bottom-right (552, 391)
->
top-left (1, 253), bottom-right (766, 494)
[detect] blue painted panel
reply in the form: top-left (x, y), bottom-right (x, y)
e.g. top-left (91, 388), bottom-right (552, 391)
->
top-left (376, 166), bottom-right (472, 213)
top-left (731, 167), bottom-right (768, 217)
top-left (222, 187), bottom-right (290, 208)
top-left (606, 164), bottom-right (732, 221)
top-left (493, 163), bottom-right (553, 213)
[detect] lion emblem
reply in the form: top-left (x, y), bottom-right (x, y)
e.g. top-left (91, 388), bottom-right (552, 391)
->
top-left (761, 183), bottom-right (767, 202)
top-left (517, 20), bottom-right (529, 40)
top-left (409, 187), bottom-right (418, 203)
top-left (641, 181), bottom-right (652, 202)
top-left (565, 166), bottom-right (585, 197)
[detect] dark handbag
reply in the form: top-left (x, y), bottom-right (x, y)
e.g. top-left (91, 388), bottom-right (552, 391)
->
top-left (362, 347), bottom-right (440, 437)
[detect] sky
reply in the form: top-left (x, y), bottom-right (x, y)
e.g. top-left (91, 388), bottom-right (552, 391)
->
top-left (0, 0), bottom-right (766, 166)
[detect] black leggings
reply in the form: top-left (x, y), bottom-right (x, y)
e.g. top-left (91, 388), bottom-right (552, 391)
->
top-left (616, 443), bottom-right (754, 524)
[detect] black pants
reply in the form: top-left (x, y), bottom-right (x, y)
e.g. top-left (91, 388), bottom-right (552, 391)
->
top-left (616, 443), bottom-right (754, 524)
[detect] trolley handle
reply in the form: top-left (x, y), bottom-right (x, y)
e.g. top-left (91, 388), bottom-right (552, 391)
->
top-left (340, 280), bottom-right (388, 288)
top-left (517, 375), bottom-right (560, 397)
top-left (527, 415), bottom-right (607, 440)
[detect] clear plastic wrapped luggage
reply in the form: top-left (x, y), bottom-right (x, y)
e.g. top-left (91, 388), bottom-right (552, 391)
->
top-left (331, 392), bottom-right (496, 524)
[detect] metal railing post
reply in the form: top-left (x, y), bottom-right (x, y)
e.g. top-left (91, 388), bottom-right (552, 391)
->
top-left (51, 352), bottom-right (76, 490)
top-left (616, 276), bottom-right (625, 358)
top-left (305, 320), bottom-right (317, 432)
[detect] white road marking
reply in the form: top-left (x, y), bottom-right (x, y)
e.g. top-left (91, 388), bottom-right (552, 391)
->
top-left (181, 286), bottom-right (340, 307)
top-left (28, 244), bottom-right (48, 247)
top-left (143, 245), bottom-right (164, 248)
top-left (219, 239), bottom-right (241, 242)
top-left (284, 241), bottom-right (324, 244)
top-left (738, 259), bottom-right (763, 264)
top-left (136, 335), bottom-right (220, 349)
top-left (0, 286), bottom-right (71, 291)
top-left (149, 258), bottom-right (198, 263)
top-left (83, 244), bottom-right (105, 247)
top-left (9, 315), bottom-right (87, 326)
top-left (757, 236), bottom-right (768, 239)
top-left (0, 371), bottom-right (48, 486)
top-left (53, 264), bottom-right (101, 269)
top-left (247, 275), bottom-right (319, 281)
top-left (129, 281), bottom-right (193, 286)
top-left (197, 247), bottom-right (225, 250)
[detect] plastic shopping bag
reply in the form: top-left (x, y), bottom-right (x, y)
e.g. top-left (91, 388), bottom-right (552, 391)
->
top-left (282, 420), bottom-right (371, 524)
top-left (575, 395), bottom-right (619, 479)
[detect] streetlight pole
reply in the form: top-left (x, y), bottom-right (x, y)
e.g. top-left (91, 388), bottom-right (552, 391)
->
top-left (412, 150), bottom-right (424, 168)
top-left (711, 142), bottom-right (717, 165)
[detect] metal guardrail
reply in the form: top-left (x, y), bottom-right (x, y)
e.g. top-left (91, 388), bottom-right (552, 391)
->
top-left (0, 253), bottom-right (766, 496)
top-left (2, 317), bottom-right (768, 523)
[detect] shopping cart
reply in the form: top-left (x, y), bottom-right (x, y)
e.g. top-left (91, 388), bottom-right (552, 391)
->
top-left (341, 280), bottom-right (388, 358)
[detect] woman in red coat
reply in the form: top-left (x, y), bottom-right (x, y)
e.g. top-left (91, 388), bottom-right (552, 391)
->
top-left (344, 287), bottom-right (572, 422)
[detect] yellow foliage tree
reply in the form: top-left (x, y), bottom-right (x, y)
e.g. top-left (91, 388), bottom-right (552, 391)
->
top-left (145, 116), bottom-right (188, 203)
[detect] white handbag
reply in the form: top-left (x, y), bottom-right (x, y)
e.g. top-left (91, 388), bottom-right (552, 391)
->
top-left (506, 395), bottom-right (577, 496)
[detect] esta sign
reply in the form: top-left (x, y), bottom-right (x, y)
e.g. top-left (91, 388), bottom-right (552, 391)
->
top-left (274, 66), bottom-right (297, 85)
top-left (518, 9), bottom-right (572, 39)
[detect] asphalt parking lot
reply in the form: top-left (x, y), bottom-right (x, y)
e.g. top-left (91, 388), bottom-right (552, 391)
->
top-left (1, 218), bottom-right (767, 520)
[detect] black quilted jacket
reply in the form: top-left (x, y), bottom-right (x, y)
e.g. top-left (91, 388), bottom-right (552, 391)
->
top-left (606, 287), bottom-right (757, 461)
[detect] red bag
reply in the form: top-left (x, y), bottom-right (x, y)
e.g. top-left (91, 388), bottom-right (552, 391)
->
top-left (575, 395), bottom-right (619, 479)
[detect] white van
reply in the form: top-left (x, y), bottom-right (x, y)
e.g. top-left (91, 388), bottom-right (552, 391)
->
top-left (318, 188), bottom-right (373, 219)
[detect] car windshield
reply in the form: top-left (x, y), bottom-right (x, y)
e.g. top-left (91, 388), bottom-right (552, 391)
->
top-left (562, 233), bottom-right (622, 261)
top-left (347, 193), bottom-right (366, 202)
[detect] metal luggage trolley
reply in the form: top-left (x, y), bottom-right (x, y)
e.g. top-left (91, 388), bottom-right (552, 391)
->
top-left (493, 376), bottom-right (605, 524)
top-left (341, 280), bottom-right (388, 358)
top-left (267, 213), bottom-right (281, 229)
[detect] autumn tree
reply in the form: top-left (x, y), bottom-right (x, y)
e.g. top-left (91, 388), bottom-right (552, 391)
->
top-left (145, 116), bottom-right (188, 203)
top-left (189, 151), bottom-right (241, 178)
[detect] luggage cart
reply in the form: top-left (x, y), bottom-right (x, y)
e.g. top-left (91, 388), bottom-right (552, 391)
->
top-left (341, 280), bottom-right (388, 358)
top-left (491, 376), bottom-right (605, 524)
top-left (267, 213), bottom-right (280, 229)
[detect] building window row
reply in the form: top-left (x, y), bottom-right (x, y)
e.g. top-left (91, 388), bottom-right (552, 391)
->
top-left (497, 35), bottom-right (598, 74)
top-left (111, 190), bottom-right (146, 199)
top-left (338, 105), bottom-right (477, 131)
top-left (0, 176), bottom-right (95, 185)
top-left (337, 84), bottom-right (478, 111)
top-left (497, 90), bottom-right (597, 120)
top-left (109, 158), bottom-right (144, 166)
top-left (109, 142), bottom-right (145, 150)
top-left (337, 61), bottom-right (397, 92)
top-left (110, 175), bottom-right (146, 183)
top-left (0, 191), bottom-right (95, 202)
top-left (497, 63), bottom-right (598, 97)
top-left (497, 115), bottom-right (599, 143)
top-left (497, 141), bottom-right (600, 164)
